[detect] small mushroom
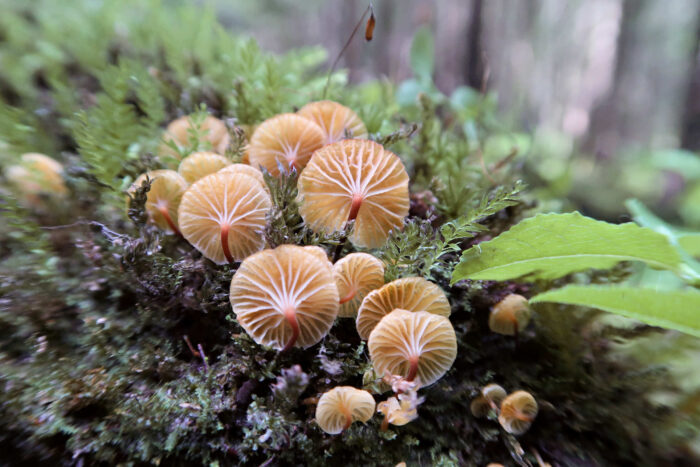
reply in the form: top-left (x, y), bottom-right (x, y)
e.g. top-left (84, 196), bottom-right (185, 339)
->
top-left (297, 139), bottom-right (409, 248)
top-left (471, 383), bottom-right (507, 418)
top-left (356, 277), bottom-right (451, 340)
top-left (218, 163), bottom-right (268, 193)
top-left (178, 151), bottom-right (231, 183)
top-left (333, 253), bottom-right (385, 317)
top-left (368, 309), bottom-right (457, 387)
top-left (498, 390), bottom-right (538, 435)
top-left (489, 294), bottom-right (531, 336)
top-left (160, 114), bottom-right (230, 165)
top-left (248, 113), bottom-right (325, 176)
top-left (178, 172), bottom-right (271, 263)
top-left (230, 244), bottom-right (340, 351)
top-left (127, 169), bottom-right (188, 235)
top-left (297, 100), bottom-right (368, 144)
top-left (470, 396), bottom-right (491, 418)
top-left (315, 386), bottom-right (375, 434)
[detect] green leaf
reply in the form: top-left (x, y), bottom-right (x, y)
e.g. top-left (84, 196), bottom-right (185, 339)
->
top-left (410, 26), bottom-right (434, 84)
top-left (530, 285), bottom-right (700, 338)
top-left (451, 212), bottom-right (684, 283)
top-left (680, 234), bottom-right (700, 257)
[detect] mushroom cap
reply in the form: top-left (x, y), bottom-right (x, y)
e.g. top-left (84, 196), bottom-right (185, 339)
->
top-left (297, 139), bottom-right (409, 249)
top-left (315, 386), bottom-right (376, 434)
top-left (356, 277), bottom-right (451, 340)
top-left (297, 100), bottom-right (368, 144)
top-left (302, 245), bottom-right (333, 272)
top-left (6, 153), bottom-right (67, 196)
top-left (218, 163), bottom-right (268, 193)
top-left (482, 383), bottom-right (507, 407)
top-left (489, 294), bottom-right (531, 336)
top-left (128, 169), bottom-right (188, 233)
top-left (178, 151), bottom-right (231, 183)
top-left (178, 172), bottom-right (271, 263)
top-left (498, 390), bottom-right (538, 435)
top-left (230, 244), bottom-right (340, 349)
top-left (368, 309), bottom-right (457, 388)
top-left (161, 115), bottom-right (230, 165)
top-left (470, 396), bottom-right (491, 418)
top-left (333, 253), bottom-right (385, 318)
top-left (248, 113), bottom-right (325, 176)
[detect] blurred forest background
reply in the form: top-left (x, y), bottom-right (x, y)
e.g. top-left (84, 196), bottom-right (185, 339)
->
top-left (216, 0), bottom-right (700, 223)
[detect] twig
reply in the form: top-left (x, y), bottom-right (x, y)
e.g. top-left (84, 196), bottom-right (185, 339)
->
top-left (197, 343), bottom-right (209, 372)
top-left (183, 335), bottom-right (200, 357)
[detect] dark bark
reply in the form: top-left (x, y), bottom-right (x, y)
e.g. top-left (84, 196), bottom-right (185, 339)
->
top-left (464, 0), bottom-right (485, 90)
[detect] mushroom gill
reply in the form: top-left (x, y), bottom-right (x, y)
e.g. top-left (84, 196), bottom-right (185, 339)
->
top-left (297, 139), bottom-right (409, 249)
top-left (247, 113), bottom-right (325, 176)
top-left (315, 386), bottom-right (375, 434)
top-left (230, 244), bottom-right (340, 351)
top-left (333, 253), bottom-right (385, 318)
top-left (297, 100), bottom-right (368, 144)
top-left (368, 309), bottom-right (457, 387)
top-left (178, 151), bottom-right (231, 183)
top-left (127, 169), bottom-right (188, 235)
top-left (218, 163), bottom-right (268, 193)
top-left (177, 171), bottom-right (271, 264)
top-left (498, 390), bottom-right (539, 435)
top-left (356, 276), bottom-right (451, 340)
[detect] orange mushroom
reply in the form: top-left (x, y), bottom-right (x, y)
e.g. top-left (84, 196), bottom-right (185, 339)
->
top-left (498, 390), bottom-right (539, 435)
top-left (247, 113), bottom-right (325, 176)
top-left (218, 163), bottom-right (268, 193)
top-left (315, 386), bottom-right (375, 434)
top-left (489, 294), bottom-right (532, 336)
top-left (297, 100), bottom-right (368, 144)
top-left (297, 139), bottom-right (409, 249)
top-left (5, 153), bottom-right (68, 206)
top-left (178, 172), bottom-right (271, 263)
top-left (332, 253), bottom-right (385, 317)
top-left (178, 151), bottom-right (231, 183)
top-left (230, 244), bottom-right (340, 351)
top-left (160, 114), bottom-right (230, 165)
top-left (356, 276), bottom-right (451, 340)
top-left (368, 309), bottom-right (457, 387)
top-left (127, 169), bottom-right (188, 235)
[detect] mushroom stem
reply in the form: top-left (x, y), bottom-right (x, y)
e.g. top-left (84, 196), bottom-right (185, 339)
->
top-left (342, 406), bottom-right (353, 431)
top-left (514, 410), bottom-right (535, 422)
top-left (380, 416), bottom-right (389, 432)
top-left (221, 223), bottom-right (233, 264)
top-left (281, 305), bottom-right (300, 352)
top-left (338, 287), bottom-right (356, 305)
top-left (406, 355), bottom-right (419, 382)
top-left (158, 206), bottom-right (181, 236)
top-left (508, 312), bottom-right (519, 339)
top-left (348, 193), bottom-right (363, 221)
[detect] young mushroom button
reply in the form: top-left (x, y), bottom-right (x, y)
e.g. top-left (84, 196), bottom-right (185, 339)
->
top-left (297, 139), bottom-right (409, 249)
top-left (297, 100), bottom-right (368, 144)
top-left (368, 309), bottom-right (457, 388)
top-left (333, 253), bottom-right (385, 318)
top-left (248, 113), bottom-right (325, 176)
top-left (489, 294), bottom-right (532, 336)
top-left (127, 169), bottom-right (188, 235)
top-left (230, 245), bottom-right (340, 351)
top-left (177, 172), bottom-right (271, 264)
top-left (356, 277), bottom-right (451, 340)
top-left (315, 386), bottom-right (375, 434)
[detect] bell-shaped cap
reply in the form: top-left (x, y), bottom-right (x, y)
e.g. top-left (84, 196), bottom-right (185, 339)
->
top-left (368, 309), bottom-right (457, 388)
top-left (315, 386), bottom-right (375, 434)
top-left (498, 390), bottom-right (538, 435)
top-left (297, 100), bottom-right (368, 144)
top-left (356, 277), bottom-right (450, 340)
top-left (178, 151), bottom-right (231, 183)
top-left (178, 172), bottom-right (271, 263)
top-left (160, 115), bottom-right (230, 165)
top-left (298, 139), bottom-right (409, 249)
top-left (128, 169), bottom-right (188, 234)
top-left (248, 113), bottom-right (325, 176)
top-left (218, 163), bottom-right (268, 193)
top-left (489, 294), bottom-right (531, 336)
top-left (333, 253), bottom-right (385, 318)
top-left (482, 383), bottom-right (507, 407)
top-left (230, 245), bottom-right (340, 350)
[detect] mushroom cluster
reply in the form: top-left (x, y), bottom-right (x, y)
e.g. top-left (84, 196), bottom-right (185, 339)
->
top-left (124, 103), bottom-right (467, 438)
top-left (470, 384), bottom-right (539, 435)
